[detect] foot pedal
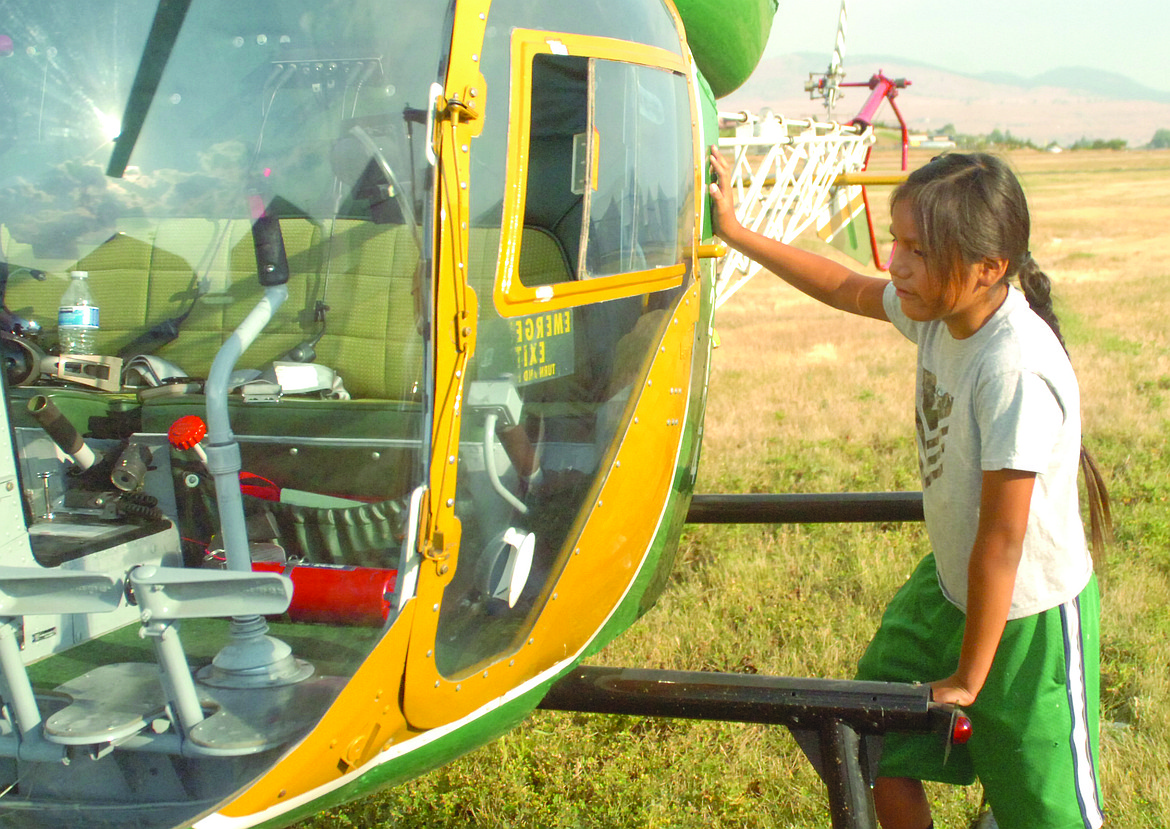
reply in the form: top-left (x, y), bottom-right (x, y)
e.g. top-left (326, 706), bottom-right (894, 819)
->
top-left (44, 663), bottom-right (169, 746)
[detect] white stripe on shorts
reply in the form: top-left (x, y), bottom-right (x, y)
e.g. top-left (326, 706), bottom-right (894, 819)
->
top-left (1061, 595), bottom-right (1105, 829)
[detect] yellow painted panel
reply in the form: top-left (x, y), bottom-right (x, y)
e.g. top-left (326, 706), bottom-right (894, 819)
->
top-left (220, 602), bottom-right (417, 816)
top-left (404, 279), bottom-right (701, 728)
top-left (403, 2), bottom-right (705, 731)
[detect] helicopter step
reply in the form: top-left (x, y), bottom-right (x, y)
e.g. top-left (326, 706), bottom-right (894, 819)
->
top-left (540, 665), bottom-right (964, 829)
top-left (686, 491), bottom-right (924, 524)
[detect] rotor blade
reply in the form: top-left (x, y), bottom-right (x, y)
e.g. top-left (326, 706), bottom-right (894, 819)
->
top-left (826, 0), bottom-right (848, 114)
top-left (107, 0), bottom-right (193, 178)
top-left (829, 0), bottom-right (847, 76)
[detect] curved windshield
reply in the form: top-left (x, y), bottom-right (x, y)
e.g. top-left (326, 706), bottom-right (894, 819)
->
top-left (1, 0), bottom-right (443, 388)
top-left (2, 0), bottom-right (443, 229)
top-left (1, 0), bottom-right (446, 550)
top-left (0, 3), bottom-right (448, 825)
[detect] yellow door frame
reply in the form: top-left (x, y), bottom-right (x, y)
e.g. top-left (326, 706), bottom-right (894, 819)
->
top-left (405, 1), bottom-right (704, 731)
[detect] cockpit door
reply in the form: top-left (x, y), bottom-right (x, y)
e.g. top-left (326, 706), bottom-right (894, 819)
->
top-left (403, 0), bottom-right (699, 730)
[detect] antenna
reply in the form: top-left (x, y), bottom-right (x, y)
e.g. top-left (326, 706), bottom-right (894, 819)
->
top-left (804, 0), bottom-right (848, 119)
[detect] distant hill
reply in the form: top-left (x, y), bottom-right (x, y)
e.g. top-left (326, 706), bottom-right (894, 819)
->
top-left (720, 53), bottom-right (1170, 147)
top-left (978, 67), bottom-right (1170, 106)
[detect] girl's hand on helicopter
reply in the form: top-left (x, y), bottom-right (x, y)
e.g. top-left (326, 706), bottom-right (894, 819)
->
top-left (707, 146), bottom-right (742, 241)
top-left (705, 145), bottom-right (887, 322)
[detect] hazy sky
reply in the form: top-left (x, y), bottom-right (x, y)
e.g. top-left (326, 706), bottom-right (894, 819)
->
top-left (764, 1), bottom-right (1170, 93)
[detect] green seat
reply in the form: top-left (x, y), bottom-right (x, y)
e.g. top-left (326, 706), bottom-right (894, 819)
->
top-left (4, 220), bottom-right (571, 400)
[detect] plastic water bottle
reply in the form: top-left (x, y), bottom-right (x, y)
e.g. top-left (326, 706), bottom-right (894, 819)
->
top-left (58, 270), bottom-right (100, 354)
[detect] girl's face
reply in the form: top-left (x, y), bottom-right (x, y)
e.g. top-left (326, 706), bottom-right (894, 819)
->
top-left (888, 199), bottom-right (944, 321)
top-left (888, 199), bottom-right (1008, 339)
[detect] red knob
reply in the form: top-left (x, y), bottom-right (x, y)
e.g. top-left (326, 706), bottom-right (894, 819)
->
top-left (168, 415), bottom-right (208, 450)
top-left (952, 715), bottom-right (973, 745)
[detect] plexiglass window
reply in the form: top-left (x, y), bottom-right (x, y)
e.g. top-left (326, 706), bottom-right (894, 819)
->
top-left (0, 0), bottom-right (447, 572)
top-left (520, 55), bottom-right (693, 284)
top-left (435, 44), bottom-right (694, 677)
top-left (580, 60), bottom-right (691, 279)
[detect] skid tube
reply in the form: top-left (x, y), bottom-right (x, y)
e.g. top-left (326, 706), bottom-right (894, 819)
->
top-left (538, 491), bottom-right (954, 829)
top-left (686, 491), bottom-right (924, 524)
top-left (539, 666), bottom-right (957, 829)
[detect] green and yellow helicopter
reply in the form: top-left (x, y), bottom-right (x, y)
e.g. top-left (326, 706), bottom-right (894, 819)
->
top-left (0, 2), bottom-right (955, 827)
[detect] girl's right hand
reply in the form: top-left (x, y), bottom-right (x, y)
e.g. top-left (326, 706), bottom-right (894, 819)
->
top-left (707, 146), bottom-right (741, 240)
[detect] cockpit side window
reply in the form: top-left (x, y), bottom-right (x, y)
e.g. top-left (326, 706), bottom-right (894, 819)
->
top-left (516, 52), bottom-right (692, 290)
top-left (522, 54), bottom-right (588, 275)
top-left (584, 60), bottom-right (691, 279)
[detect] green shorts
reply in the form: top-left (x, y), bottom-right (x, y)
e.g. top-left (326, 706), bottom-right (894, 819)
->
top-left (856, 554), bottom-right (1104, 829)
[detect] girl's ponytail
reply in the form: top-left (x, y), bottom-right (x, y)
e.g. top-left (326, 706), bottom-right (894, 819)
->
top-left (1019, 253), bottom-right (1113, 560)
top-left (1017, 254), bottom-right (1066, 351)
top-left (1079, 445), bottom-right (1113, 562)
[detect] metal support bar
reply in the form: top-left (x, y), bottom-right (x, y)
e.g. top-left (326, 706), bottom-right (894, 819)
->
top-left (686, 492), bottom-right (924, 524)
top-left (818, 720), bottom-right (879, 829)
top-left (0, 619), bottom-right (65, 761)
top-left (714, 119), bottom-right (874, 308)
top-left (143, 621), bottom-right (205, 733)
top-left (539, 665), bottom-right (946, 735)
top-left (0, 619), bottom-right (43, 739)
top-left (539, 666), bottom-right (954, 829)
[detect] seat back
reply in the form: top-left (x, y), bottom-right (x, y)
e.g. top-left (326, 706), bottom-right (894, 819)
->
top-left (3, 220), bottom-right (571, 400)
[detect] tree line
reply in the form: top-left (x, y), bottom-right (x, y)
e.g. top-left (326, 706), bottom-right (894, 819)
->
top-left (915, 124), bottom-right (1170, 151)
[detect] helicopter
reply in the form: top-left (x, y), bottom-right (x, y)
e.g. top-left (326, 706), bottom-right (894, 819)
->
top-left (0, 2), bottom-right (958, 828)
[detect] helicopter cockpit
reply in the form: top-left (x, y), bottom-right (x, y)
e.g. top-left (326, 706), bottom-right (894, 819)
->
top-left (0, 0), bottom-right (701, 823)
top-left (2, 0), bottom-right (444, 567)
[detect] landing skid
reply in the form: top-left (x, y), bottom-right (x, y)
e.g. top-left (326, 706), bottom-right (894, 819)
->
top-left (539, 665), bottom-right (956, 829)
top-left (538, 489), bottom-right (964, 828)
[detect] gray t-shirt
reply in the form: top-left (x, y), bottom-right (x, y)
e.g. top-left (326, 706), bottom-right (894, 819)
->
top-left (884, 283), bottom-right (1092, 618)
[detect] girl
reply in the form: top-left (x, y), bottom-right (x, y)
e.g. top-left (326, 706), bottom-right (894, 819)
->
top-left (708, 149), bottom-right (1108, 829)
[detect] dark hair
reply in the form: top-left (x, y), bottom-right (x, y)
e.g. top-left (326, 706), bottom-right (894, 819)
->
top-left (892, 153), bottom-right (1112, 556)
top-left (891, 154), bottom-right (1030, 299)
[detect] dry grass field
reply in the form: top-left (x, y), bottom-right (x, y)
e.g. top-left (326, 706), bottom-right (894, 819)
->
top-left (300, 148), bottom-right (1170, 828)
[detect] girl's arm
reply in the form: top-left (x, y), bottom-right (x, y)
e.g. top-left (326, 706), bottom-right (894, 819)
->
top-left (708, 147), bottom-right (890, 321)
top-left (930, 468), bottom-right (1036, 706)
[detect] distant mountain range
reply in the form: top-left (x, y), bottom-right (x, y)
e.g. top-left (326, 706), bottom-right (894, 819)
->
top-left (720, 53), bottom-right (1170, 147)
top-left (977, 68), bottom-right (1170, 105)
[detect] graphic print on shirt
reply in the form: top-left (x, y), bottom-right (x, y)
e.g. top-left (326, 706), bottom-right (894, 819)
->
top-left (915, 368), bottom-right (953, 487)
